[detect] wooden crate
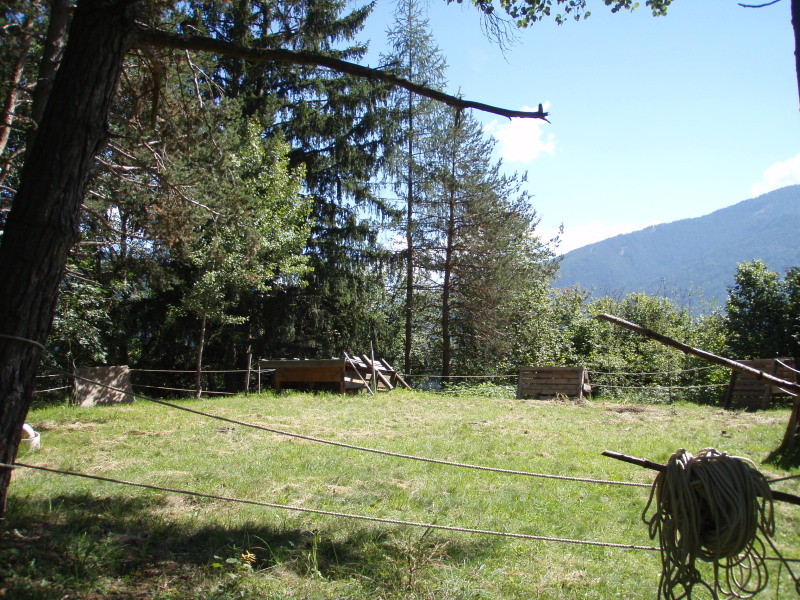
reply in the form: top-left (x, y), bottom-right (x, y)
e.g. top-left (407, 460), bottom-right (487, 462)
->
top-left (259, 359), bottom-right (348, 394)
top-left (725, 358), bottom-right (797, 410)
top-left (517, 366), bottom-right (591, 400)
top-left (258, 357), bottom-right (411, 394)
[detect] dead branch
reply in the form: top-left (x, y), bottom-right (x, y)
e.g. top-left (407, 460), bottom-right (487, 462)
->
top-left (81, 201), bottom-right (152, 241)
top-left (134, 29), bottom-right (550, 122)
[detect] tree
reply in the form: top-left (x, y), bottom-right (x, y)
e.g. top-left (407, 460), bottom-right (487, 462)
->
top-left (171, 124), bottom-right (311, 397)
top-left (725, 260), bottom-right (791, 360)
top-left (419, 109), bottom-right (558, 378)
top-left (384, 0), bottom-right (449, 376)
top-left (0, 0), bottom-right (547, 517)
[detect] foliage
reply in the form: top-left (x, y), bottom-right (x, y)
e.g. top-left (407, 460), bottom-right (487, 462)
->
top-left (172, 122), bottom-right (311, 327)
top-left (461, 0), bottom-right (673, 26)
top-left (48, 263), bottom-right (112, 368)
top-left (529, 290), bottom-right (729, 404)
top-left (725, 259), bottom-right (797, 360)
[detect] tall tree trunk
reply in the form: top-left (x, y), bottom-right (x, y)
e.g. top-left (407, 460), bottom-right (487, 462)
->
top-left (404, 92), bottom-right (415, 377)
top-left (195, 312), bottom-right (207, 399)
top-left (441, 152), bottom-right (457, 383)
top-left (27, 0), bottom-right (72, 150)
top-left (0, 21), bottom-right (33, 170)
top-left (0, 0), bottom-right (134, 519)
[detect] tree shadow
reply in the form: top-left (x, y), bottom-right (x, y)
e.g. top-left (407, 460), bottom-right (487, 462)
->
top-left (1, 492), bottom-right (500, 599)
top-left (765, 445), bottom-right (800, 469)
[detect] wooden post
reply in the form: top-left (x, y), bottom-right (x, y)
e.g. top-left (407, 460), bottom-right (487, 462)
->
top-left (596, 313), bottom-right (800, 457)
top-left (245, 352), bottom-right (252, 395)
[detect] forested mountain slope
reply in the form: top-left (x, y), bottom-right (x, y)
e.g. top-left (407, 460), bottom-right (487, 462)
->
top-left (557, 185), bottom-right (800, 308)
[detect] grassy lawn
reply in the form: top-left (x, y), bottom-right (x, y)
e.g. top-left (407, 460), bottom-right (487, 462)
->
top-left (2, 390), bottom-right (799, 599)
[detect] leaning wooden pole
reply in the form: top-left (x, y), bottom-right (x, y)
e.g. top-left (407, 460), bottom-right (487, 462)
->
top-left (596, 313), bottom-right (800, 453)
top-left (596, 313), bottom-right (800, 394)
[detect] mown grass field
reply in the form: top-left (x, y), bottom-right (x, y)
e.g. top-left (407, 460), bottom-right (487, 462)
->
top-left (2, 390), bottom-right (799, 599)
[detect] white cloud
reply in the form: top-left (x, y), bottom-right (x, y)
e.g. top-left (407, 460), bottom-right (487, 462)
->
top-left (749, 153), bottom-right (800, 197)
top-left (549, 220), bottom-right (659, 254)
top-left (483, 103), bottom-right (556, 164)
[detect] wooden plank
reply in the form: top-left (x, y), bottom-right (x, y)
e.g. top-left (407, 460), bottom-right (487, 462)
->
top-left (261, 359), bottom-right (346, 369)
top-left (517, 366), bottom-right (588, 400)
top-left (379, 359), bottom-right (411, 389)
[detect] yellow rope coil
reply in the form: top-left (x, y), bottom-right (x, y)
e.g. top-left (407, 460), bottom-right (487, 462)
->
top-left (642, 448), bottom-right (780, 599)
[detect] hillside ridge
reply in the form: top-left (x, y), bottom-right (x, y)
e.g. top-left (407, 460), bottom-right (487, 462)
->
top-left (556, 185), bottom-right (800, 309)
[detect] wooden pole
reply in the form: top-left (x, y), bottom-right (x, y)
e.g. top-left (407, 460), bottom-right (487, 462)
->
top-left (596, 313), bottom-right (800, 395)
top-left (344, 352), bottom-right (373, 396)
top-left (597, 313), bottom-right (800, 455)
top-left (602, 450), bottom-right (800, 506)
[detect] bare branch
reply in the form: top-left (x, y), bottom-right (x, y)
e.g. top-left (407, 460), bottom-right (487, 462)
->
top-left (134, 29), bottom-right (550, 121)
top-left (738, 0), bottom-right (782, 6)
top-left (102, 142), bottom-right (221, 217)
top-left (81, 199), bottom-right (152, 241)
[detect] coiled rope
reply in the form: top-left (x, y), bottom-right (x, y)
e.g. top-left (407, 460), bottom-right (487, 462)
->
top-left (642, 448), bottom-right (799, 599)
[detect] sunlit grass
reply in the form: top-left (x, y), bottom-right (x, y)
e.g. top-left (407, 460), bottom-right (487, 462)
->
top-left (3, 391), bottom-right (798, 599)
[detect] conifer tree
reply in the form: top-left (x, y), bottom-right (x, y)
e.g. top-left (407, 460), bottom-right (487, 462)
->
top-left (383, 0), bottom-right (448, 375)
top-left (422, 109), bottom-right (558, 378)
top-left (185, 0), bottom-right (402, 362)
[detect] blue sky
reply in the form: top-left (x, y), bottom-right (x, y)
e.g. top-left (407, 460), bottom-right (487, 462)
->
top-left (356, 0), bottom-right (800, 252)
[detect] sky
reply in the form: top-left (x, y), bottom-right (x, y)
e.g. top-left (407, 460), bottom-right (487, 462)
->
top-left (355, 0), bottom-right (800, 253)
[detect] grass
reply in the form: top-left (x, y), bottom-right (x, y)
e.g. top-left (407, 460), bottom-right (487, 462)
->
top-left (2, 390), bottom-right (799, 599)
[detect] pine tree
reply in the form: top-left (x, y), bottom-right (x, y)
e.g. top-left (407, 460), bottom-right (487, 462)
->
top-left (422, 109), bottom-right (558, 378)
top-left (383, 0), bottom-right (449, 375)
top-left (186, 0), bottom-right (402, 363)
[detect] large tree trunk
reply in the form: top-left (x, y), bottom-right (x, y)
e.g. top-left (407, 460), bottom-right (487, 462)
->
top-left (0, 0), bottom-right (135, 519)
top-left (793, 0), bottom-right (800, 110)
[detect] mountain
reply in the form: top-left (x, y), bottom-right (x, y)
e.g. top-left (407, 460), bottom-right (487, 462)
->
top-left (556, 185), bottom-right (800, 311)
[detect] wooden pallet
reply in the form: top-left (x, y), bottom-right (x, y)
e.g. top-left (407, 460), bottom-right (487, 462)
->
top-left (724, 358), bottom-right (798, 410)
top-left (516, 366), bottom-right (591, 400)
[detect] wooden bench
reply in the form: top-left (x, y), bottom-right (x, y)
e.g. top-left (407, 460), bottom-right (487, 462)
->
top-left (516, 366), bottom-right (591, 400)
top-left (725, 358), bottom-right (798, 410)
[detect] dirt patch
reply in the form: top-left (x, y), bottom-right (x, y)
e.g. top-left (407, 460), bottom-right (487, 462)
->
top-left (605, 404), bottom-right (652, 414)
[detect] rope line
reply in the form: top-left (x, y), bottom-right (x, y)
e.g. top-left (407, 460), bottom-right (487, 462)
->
top-left (588, 366), bottom-right (720, 376)
top-left (0, 333), bottom-right (46, 351)
top-left (34, 385), bottom-right (71, 394)
top-left (402, 373), bottom-right (516, 379)
top-left (132, 384), bottom-right (235, 396)
top-left (130, 368), bottom-right (252, 374)
top-left (595, 383), bottom-right (727, 390)
top-left (57, 367), bottom-right (651, 488)
top-left (6, 461), bottom-right (659, 552)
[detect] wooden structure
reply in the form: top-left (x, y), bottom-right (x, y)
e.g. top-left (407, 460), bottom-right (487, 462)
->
top-left (724, 358), bottom-right (798, 410)
top-left (345, 355), bottom-right (411, 392)
top-left (516, 366), bottom-right (591, 400)
top-left (258, 357), bottom-right (410, 394)
top-left (75, 365), bottom-right (135, 406)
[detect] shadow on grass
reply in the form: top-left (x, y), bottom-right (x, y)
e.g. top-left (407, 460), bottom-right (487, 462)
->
top-left (765, 445), bottom-right (800, 469)
top-left (1, 492), bottom-right (499, 599)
